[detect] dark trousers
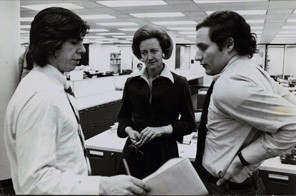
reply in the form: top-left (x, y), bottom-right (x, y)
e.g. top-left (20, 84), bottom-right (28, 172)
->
top-left (0, 179), bottom-right (15, 195)
top-left (198, 166), bottom-right (265, 195)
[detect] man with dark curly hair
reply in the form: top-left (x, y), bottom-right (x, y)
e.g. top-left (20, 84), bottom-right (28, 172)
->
top-left (194, 10), bottom-right (296, 195)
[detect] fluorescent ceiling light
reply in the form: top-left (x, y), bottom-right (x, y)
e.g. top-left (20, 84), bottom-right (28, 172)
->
top-left (97, 22), bottom-right (138, 26)
top-left (252, 31), bottom-right (262, 34)
top-left (276, 34), bottom-right (296, 37)
top-left (85, 35), bottom-right (105, 39)
top-left (206, 10), bottom-right (266, 15)
top-left (178, 31), bottom-right (197, 35)
top-left (282, 26), bottom-right (296, 29)
top-left (176, 38), bottom-right (189, 41)
top-left (80, 15), bottom-right (116, 20)
top-left (20, 30), bottom-right (29, 33)
top-left (20, 25), bottom-right (31, 29)
top-left (167, 27), bottom-right (195, 31)
top-left (251, 26), bottom-right (264, 30)
top-left (271, 40), bottom-right (296, 44)
top-left (96, 38), bottom-right (119, 41)
top-left (278, 31), bottom-right (296, 34)
top-left (112, 36), bottom-right (133, 38)
top-left (287, 19), bottom-right (296, 22)
top-left (21, 3), bottom-right (84, 11)
top-left (274, 37), bottom-right (296, 40)
top-left (194, 0), bottom-right (267, 3)
top-left (246, 19), bottom-right (265, 24)
top-left (88, 29), bottom-right (109, 32)
top-left (153, 21), bottom-right (196, 25)
top-left (130, 12), bottom-right (184, 18)
top-left (96, 32), bottom-right (125, 35)
top-left (116, 40), bottom-right (132, 43)
top-left (96, 1), bottom-right (167, 7)
top-left (119, 28), bottom-right (138, 31)
top-left (20, 17), bottom-right (34, 22)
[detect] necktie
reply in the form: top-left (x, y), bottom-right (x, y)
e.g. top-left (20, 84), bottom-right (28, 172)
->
top-left (195, 81), bottom-right (215, 170)
top-left (65, 86), bottom-right (91, 175)
top-left (65, 85), bottom-right (75, 97)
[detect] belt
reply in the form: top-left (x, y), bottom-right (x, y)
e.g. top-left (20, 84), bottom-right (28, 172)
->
top-left (198, 165), bottom-right (255, 190)
top-left (0, 179), bottom-right (13, 188)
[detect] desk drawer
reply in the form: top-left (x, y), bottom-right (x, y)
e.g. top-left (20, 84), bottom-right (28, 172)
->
top-left (259, 170), bottom-right (296, 195)
top-left (88, 149), bottom-right (121, 176)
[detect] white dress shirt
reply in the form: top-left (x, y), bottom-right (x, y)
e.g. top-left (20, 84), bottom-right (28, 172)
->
top-left (203, 55), bottom-right (296, 181)
top-left (4, 65), bottom-right (101, 194)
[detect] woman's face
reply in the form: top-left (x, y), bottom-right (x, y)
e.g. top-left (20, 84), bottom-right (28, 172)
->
top-left (139, 38), bottom-right (164, 74)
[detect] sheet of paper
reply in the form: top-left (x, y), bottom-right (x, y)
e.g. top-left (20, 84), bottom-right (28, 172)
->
top-left (143, 157), bottom-right (208, 195)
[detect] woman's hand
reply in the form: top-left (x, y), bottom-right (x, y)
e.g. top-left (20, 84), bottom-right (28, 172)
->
top-left (125, 127), bottom-right (140, 144)
top-left (135, 126), bottom-right (172, 147)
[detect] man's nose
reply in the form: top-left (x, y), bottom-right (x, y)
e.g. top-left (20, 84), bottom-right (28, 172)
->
top-left (194, 49), bottom-right (202, 62)
top-left (147, 52), bottom-right (154, 60)
top-left (77, 43), bottom-right (86, 54)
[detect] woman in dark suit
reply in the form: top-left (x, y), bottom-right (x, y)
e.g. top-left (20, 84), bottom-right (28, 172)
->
top-left (116, 24), bottom-right (196, 179)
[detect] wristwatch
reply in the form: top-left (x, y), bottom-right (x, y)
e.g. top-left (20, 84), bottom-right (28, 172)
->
top-left (237, 151), bottom-right (250, 166)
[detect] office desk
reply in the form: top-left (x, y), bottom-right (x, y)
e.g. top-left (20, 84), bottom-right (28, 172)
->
top-left (85, 128), bottom-right (196, 176)
top-left (85, 128), bottom-right (197, 161)
top-left (86, 129), bottom-right (296, 194)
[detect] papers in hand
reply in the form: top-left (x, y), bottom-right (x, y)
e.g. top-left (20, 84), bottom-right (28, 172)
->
top-left (143, 157), bottom-right (208, 195)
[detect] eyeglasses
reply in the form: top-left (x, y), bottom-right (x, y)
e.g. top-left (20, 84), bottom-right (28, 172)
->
top-left (128, 143), bottom-right (145, 155)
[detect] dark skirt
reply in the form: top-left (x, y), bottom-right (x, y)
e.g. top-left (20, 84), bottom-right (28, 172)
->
top-left (116, 137), bottom-right (179, 179)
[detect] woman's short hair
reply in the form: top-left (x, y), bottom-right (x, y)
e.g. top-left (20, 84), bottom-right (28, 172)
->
top-left (196, 10), bottom-right (257, 58)
top-left (132, 24), bottom-right (173, 60)
top-left (27, 7), bottom-right (89, 67)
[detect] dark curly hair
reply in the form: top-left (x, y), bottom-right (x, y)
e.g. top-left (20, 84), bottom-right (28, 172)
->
top-left (26, 7), bottom-right (89, 68)
top-left (196, 10), bottom-right (257, 58)
top-left (132, 24), bottom-right (173, 60)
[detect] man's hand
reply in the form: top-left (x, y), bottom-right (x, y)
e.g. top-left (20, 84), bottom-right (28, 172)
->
top-left (100, 175), bottom-right (151, 195)
top-left (216, 156), bottom-right (253, 186)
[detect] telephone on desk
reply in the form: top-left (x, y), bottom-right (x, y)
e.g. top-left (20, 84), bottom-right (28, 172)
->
top-left (280, 147), bottom-right (296, 165)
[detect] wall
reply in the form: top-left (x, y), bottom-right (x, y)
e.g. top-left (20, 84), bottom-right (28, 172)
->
top-left (189, 45), bottom-right (213, 86)
top-left (89, 31), bottom-right (179, 74)
top-left (88, 42), bottom-right (212, 86)
top-left (284, 45), bottom-right (296, 77)
top-left (0, 0), bottom-right (20, 180)
top-left (89, 44), bottom-right (133, 73)
top-left (266, 45), bottom-right (285, 76)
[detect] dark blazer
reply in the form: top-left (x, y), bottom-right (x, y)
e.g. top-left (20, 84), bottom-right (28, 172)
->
top-left (116, 71), bottom-right (196, 179)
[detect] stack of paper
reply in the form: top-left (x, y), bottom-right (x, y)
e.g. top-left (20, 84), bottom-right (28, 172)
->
top-left (143, 157), bottom-right (208, 195)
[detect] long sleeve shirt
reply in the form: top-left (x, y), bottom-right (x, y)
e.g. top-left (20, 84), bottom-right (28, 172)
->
top-left (4, 65), bottom-right (101, 194)
top-left (203, 55), bottom-right (296, 179)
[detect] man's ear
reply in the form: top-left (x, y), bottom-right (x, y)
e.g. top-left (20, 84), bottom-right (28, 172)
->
top-left (225, 37), bottom-right (235, 51)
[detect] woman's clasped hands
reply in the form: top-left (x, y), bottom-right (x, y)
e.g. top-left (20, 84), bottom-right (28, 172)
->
top-left (126, 126), bottom-right (171, 148)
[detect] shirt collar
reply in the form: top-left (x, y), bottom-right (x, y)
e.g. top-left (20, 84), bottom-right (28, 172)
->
top-left (34, 64), bottom-right (68, 89)
top-left (212, 55), bottom-right (248, 82)
top-left (139, 63), bottom-right (174, 83)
